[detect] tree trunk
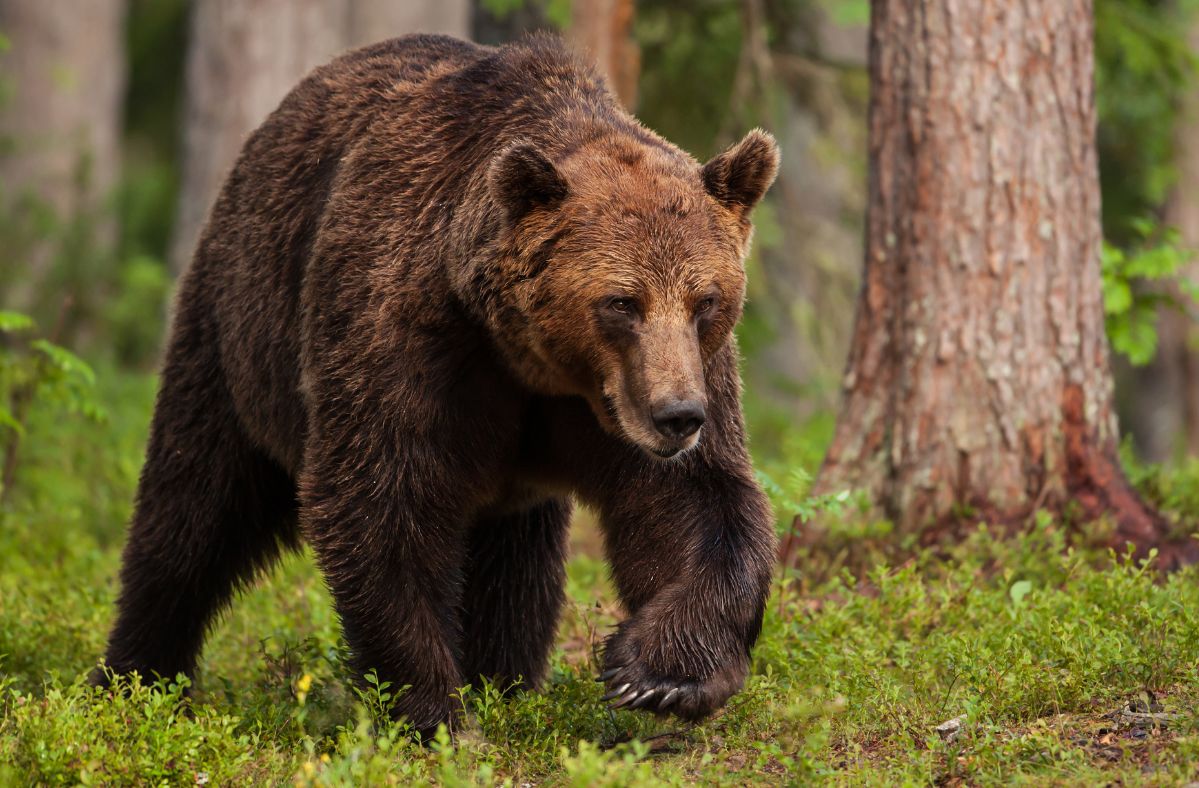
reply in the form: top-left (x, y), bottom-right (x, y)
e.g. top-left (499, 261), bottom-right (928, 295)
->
top-left (168, 0), bottom-right (346, 275)
top-left (813, 0), bottom-right (1196, 567)
top-left (569, 0), bottom-right (639, 108)
top-left (0, 0), bottom-right (127, 298)
top-left (169, 0), bottom-right (475, 275)
top-left (345, 0), bottom-right (470, 50)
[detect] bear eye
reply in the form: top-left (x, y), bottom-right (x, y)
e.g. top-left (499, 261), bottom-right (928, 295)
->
top-left (695, 295), bottom-right (718, 316)
top-left (607, 297), bottom-right (637, 316)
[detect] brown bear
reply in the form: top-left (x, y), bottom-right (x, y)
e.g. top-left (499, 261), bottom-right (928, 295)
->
top-left (101, 33), bottom-right (778, 737)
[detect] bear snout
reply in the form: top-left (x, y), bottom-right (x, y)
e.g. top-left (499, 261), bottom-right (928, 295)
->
top-left (650, 398), bottom-right (706, 442)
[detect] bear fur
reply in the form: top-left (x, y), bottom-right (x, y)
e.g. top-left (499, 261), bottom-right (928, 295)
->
top-left (102, 34), bottom-right (779, 736)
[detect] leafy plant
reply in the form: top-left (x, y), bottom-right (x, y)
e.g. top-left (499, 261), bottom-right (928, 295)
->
top-left (0, 310), bottom-right (105, 502)
top-left (1101, 220), bottom-right (1196, 366)
top-left (757, 464), bottom-right (861, 529)
top-left (352, 669), bottom-right (405, 730)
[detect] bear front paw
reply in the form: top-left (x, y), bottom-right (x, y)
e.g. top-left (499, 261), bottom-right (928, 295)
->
top-left (597, 619), bottom-right (749, 721)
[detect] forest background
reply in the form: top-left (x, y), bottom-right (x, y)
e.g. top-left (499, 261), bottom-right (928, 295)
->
top-left (3, 0), bottom-right (1199, 784)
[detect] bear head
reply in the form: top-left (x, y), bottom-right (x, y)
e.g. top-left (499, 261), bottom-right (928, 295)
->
top-left (481, 128), bottom-right (779, 459)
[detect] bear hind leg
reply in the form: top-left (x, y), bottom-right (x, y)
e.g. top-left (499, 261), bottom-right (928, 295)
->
top-left (460, 498), bottom-right (571, 691)
top-left (102, 323), bottom-right (298, 685)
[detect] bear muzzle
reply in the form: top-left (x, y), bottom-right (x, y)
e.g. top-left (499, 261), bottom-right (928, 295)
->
top-left (650, 398), bottom-right (706, 443)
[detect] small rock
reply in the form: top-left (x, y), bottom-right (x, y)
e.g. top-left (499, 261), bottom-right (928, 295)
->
top-left (935, 715), bottom-right (967, 742)
top-left (1119, 708), bottom-right (1177, 726)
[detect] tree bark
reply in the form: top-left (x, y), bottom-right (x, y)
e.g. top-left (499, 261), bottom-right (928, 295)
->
top-left (569, 0), bottom-right (639, 109)
top-left (169, 0), bottom-right (475, 275)
top-left (345, 0), bottom-right (470, 50)
top-left (813, 0), bottom-right (1196, 567)
top-left (168, 0), bottom-right (346, 275)
top-left (0, 0), bottom-right (127, 296)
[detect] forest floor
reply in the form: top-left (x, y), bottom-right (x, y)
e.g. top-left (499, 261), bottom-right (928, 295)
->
top-left (2, 369), bottom-right (1198, 786)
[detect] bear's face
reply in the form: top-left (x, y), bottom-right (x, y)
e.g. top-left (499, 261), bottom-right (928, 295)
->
top-left (487, 130), bottom-right (779, 459)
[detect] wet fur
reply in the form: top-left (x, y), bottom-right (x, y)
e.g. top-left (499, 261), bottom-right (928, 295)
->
top-left (101, 34), bottom-right (778, 737)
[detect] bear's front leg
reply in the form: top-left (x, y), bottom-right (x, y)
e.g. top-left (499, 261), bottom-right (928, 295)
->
top-left (584, 401), bottom-right (776, 720)
top-left (597, 472), bottom-right (775, 720)
top-left (300, 435), bottom-right (472, 739)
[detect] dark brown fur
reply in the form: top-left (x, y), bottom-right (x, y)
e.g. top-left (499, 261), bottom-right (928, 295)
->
top-left (101, 34), bottom-right (779, 737)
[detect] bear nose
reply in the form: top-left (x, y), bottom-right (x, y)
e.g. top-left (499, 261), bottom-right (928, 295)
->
top-left (651, 399), bottom-right (706, 441)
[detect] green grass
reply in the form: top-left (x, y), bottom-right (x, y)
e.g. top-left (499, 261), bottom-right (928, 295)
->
top-left (2, 368), bottom-right (1199, 785)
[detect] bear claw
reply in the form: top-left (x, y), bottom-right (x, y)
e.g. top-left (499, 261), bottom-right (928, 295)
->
top-left (600, 682), bottom-right (631, 702)
top-left (629, 688), bottom-right (658, 709)
top-left (611, 688), bottom-right (645, 709)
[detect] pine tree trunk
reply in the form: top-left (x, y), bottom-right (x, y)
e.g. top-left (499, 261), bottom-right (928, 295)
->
top-left (169, 0), bottom-right (476, 275)
top-left (813, 0), bottom-right (1196, 567)
top-left (168, 0), bottom-right (346, 275)
top-left (345, 0), bottom-right (470, 50)
top-left (0, 0), bottom-right (126, 297)
top-left (569, 0), bottom-right (639, 108)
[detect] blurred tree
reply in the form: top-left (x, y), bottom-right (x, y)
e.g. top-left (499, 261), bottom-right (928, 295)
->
top-left (1123, 7), bottom-right (1199, 461)
top-left (169, 0), bottom-right (345, 275)
top-left (748, 1), bottom-right (867, 432)
top-left (0, 0), bottom-right (127, 305)
top-left (1091, 0), bottom-right (1197, 462)
top-left (169, 0), bottom-right (470, 276)
top-left (346, 0), bottom-right (470, 49)
top-left (813, 0), bottom-right (1197, 567)
top-left (1156, 56), bottom-right (1199, 457)
top-left (568, 0), bottom-right (638, 107)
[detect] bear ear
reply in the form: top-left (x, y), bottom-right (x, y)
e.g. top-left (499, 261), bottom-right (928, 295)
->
top-left (489, 142), bottom-right (569, 223)
top-left (700, 128), bottom-right (780, 214)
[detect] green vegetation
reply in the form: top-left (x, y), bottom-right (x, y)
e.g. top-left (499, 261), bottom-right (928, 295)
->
top-left (1102, 221), bottom-right (1198, 366)
top-left (1, 354), bottom-right (1197, 785)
